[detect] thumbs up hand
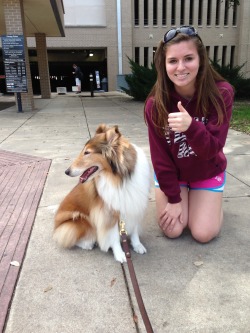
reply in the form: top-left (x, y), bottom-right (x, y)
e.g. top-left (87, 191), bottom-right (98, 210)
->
top-left (168, 101), bottom-right (192, 132)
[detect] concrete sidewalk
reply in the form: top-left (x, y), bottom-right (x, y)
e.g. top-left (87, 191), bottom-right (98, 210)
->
top-left (0, 92), bottom-right (250, 333)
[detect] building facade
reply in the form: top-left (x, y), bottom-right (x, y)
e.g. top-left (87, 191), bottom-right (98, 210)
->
top-left (0, 0), bottom-right (65, 109)
top-left (1, 0), bottom-right (250, 94)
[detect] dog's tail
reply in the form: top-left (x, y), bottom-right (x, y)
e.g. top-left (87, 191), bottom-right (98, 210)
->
top-left (53, 211), bottom-right (93, 248)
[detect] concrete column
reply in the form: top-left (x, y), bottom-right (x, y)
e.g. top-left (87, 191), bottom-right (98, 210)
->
top-left (107, 46), bottom-right (117, 90)
top-left (121, 0), bottom-right (133, 74)
top-left (139, 0), bottom-right (144, 26)
top-left (192, 0), bottom-right (199, 27)
top-left (175, 0), bottom-right (181, 26)
top-left (185, 0), bottom-right (190, 25)
top-left (210, 0), bottom-right (217, 26)
top-left (237, 1), bottom-right (250, 75)
top-left (148, 0), bottom-right (153, 26)
top-left (139, 47), bottom-right (144, 66)
top-left (227, 2), bottom-right (234, 27)
top-left (35, 33), bottom-right (51, 99)
top-left (167, 0), bottom-right (172, 27)
top-left (148, 46), bottom-right (154, 66)
top-left (3, 0), bottom-right (34, 111)
top-left (202, 0), bottom-right (208, 27)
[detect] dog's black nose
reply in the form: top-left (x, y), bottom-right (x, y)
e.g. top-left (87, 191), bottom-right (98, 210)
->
top-left (65, 168), bottom-right (70, 176)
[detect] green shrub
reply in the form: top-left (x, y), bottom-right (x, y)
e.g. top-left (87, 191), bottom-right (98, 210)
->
top-left (122, 57), bottom-right (250, 101)
top-left (233, 77), bottom-right (250, 99)
top-left (121, 57), bottom-right (156, 101)
top-left (210, 60), bottom-right (250, 99)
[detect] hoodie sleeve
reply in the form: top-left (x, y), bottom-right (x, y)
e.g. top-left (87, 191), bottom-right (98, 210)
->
top-left (183, 81), bottom-right (234, 160)
top-left (145, 98), bottom-right (182, 203)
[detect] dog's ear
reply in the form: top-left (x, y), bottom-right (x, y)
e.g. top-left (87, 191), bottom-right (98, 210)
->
top-left (105, 125), bottom-right (121, 144)
top-left (95, 124), bottom-right (108, 134)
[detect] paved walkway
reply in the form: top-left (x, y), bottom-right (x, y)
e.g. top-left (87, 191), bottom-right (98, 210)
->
top-left (0, 150), bottom-right (51, 332)
top-left (0, 92), bottom-right (249, 333)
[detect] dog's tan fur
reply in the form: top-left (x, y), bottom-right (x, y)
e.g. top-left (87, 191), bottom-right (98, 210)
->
top-left (53, 124), bottom-right (150, 262)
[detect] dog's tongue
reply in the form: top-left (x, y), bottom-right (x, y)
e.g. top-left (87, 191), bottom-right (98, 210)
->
top-left (79, 166), bottom-right (98, 183)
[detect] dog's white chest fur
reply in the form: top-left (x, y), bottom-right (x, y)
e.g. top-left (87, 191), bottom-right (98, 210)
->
top-left (96, 144), bottom-right (150, 232)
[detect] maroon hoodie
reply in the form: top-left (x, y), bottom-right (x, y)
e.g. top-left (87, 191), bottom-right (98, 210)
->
top-left (145, 81), bottom-right (234, 204)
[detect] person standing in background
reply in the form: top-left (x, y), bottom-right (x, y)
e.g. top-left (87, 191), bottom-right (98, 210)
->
top-left (72, 64), bottom-right (83, 94)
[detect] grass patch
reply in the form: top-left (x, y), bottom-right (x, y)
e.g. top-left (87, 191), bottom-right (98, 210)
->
top-left (230, 101), bottom-right (250, 135)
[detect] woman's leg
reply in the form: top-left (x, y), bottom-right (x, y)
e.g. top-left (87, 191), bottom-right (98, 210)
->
top-left (188, 190), bottom-right (223, 243)
top-left (75, 78), bottom-right (81, 93)
top-left (155, 187), bottom-right (189, 238)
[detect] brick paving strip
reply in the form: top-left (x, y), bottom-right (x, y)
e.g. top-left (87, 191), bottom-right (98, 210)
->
top-left (0, 150), bottom-right (51, 332)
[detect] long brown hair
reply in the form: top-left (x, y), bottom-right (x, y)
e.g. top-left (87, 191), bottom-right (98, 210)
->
top-left (144, 33), bottom-right (227, 136)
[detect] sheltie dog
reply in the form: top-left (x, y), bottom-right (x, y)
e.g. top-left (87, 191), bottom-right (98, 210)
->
top-left (53, 124), bottom-right (150, 263)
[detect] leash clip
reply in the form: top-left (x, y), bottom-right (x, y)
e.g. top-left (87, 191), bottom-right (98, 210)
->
top-left (119, 220), bottom-right (127, 236)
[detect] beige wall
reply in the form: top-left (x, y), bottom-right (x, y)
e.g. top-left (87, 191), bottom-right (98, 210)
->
top-left (26, 0), bottom-right (250, 91)
top-left (132, 0), bottom-right (244, 71)
top-left (237, 0), bottom-right (250, 75)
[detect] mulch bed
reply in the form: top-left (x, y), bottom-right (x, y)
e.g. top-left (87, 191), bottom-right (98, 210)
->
top-left (0, 102), bottom-right (15, 111)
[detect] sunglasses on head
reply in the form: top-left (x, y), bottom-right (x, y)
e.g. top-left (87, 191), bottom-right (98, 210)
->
top-left (163, 26), bottom-right (201, 44)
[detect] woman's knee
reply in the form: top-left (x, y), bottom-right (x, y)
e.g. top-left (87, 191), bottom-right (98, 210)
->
top-left (158, 219), bottom-right (185, 239)
top-left (190, 225), bottom-right (221, 243)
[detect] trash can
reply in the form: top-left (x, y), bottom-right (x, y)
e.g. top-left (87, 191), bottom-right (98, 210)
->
top-left (56, 87), bottom-right (67, 95)
top-left (101, 77), bottom-right (108, 92)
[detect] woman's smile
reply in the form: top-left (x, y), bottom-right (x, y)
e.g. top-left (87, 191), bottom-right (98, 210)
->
top-left (165, 40), bottom-right (200, 97)
top-left (175, 73), bottom-right (189, 79)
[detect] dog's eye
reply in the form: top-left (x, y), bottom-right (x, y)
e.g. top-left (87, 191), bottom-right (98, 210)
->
top-left (84, 151), bottom-right (90, 155)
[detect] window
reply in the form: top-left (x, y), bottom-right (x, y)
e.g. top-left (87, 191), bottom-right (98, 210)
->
top-left (144, 47), bottom-right (149, 67)
top-left (232, 0), bottom-right (237, 26)
top-left (153, 0), bottom-right (158, 25)
top-left (171, 0), bottom-right (176, 25)
top-left (230, 46), bottom-right (235, 69)
top-left (215, 0), bottom-right (221, 26)
top-left (135, 47), bottom-right (140, 65)
top-left (134, 0), bottom-right (139, 26)
top-left (198, 0), bottom-right (203, 25)
top-left (180, 0), bottom-right (185, 25)
top-left (64, 0), bottom-right (106, 27)
top-left (224, 0), bottom-right (229, 26)
top-left (189, 0), bottom-right (194, 25)
top-left (162, 0), bottom-right (167, 25)
top-left (206, 46), bottom-right (210, 57)
top-left (222, 46), bottom-right (227, 66)
top-left (153, 47), bottom-right (157, 61)
top-left (213, 46), bottom-right (219, 63)
top-left (144, 0), bottom-right (148, 25)
top-left (207, 0), bottom-right (212, 26)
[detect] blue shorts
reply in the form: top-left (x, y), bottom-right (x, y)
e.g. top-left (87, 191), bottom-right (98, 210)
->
top-left (75, 78), bottom-right (81, 85)
top-left (154, 171), bottom-right (226, 192)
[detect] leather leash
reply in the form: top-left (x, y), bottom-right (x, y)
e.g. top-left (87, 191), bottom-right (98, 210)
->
top-left (119, 220), bottom-right (154, 333)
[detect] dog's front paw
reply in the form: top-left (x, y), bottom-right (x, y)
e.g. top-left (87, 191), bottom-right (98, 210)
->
top-left (132, 242), bottom-right (147, 254)
top-left (114, 250), bottom-right (127, 263)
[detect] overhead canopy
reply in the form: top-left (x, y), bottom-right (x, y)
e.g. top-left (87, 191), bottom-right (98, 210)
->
top-left (0, 0), bottom-right (65, 37)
